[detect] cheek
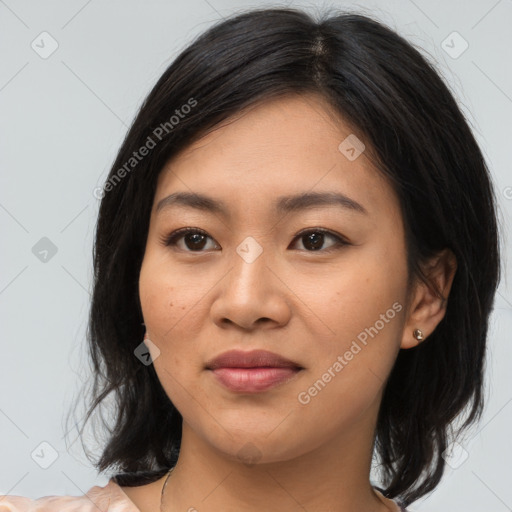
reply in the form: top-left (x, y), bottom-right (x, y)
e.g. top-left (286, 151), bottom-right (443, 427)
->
top-left (314, 253), bottom-right (405, 337)
top-left (138, 253), bottom-right (209, 395)
top-left (302, 247), bottom-right (407, 394)
top-left (293, 291), bottom-right (405, 443)
top-left (139, 253), bottom-right (199, 337)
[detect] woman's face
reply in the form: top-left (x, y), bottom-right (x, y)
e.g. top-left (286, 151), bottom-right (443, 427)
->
top-left (139, 93), bottom-right (411, 464)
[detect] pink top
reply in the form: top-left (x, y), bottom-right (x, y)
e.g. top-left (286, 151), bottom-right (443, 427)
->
top-left (0, 479), bottom-right (406, 511)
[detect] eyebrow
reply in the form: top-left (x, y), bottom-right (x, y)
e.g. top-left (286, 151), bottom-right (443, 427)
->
top-left (156, 191), bottom-right (368, 217)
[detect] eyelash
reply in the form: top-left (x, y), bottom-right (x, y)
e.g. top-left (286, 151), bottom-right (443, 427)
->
top-left (159, 227), bottom-right (350, 253)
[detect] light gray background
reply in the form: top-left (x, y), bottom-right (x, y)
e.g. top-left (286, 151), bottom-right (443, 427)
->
top-left (1, 0), bottom-right (511, 510)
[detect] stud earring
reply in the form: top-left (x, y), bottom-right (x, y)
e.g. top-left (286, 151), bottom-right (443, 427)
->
top-left (413, 328), bottom-right (424, 341)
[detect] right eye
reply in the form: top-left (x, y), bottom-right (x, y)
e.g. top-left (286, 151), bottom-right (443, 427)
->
top-left (160, 227), bottom-right (220, 252)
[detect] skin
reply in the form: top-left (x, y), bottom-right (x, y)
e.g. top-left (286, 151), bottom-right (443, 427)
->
top-left (124, 93), bottom-right (457, 512)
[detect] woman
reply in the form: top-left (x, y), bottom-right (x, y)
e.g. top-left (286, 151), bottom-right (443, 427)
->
top-left (0, 6), bottom-right (500, 512)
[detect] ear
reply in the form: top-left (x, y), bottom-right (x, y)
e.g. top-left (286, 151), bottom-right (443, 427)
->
top-left (401, 248), bottom-right (457, 349)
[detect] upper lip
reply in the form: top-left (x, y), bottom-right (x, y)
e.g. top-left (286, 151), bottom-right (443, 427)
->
top-left (205, 349), bottom-right (303, 370)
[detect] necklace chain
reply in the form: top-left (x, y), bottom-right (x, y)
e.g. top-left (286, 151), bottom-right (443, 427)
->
top-left (160, 467), bottom-right (174, 512)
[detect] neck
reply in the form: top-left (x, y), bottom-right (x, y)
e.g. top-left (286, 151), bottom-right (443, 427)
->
top-left (161, 399), bottom-right (391, 511)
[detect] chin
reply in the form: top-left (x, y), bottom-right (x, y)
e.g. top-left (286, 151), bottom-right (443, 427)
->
top-left (202, 426), bottom-right (309, 466)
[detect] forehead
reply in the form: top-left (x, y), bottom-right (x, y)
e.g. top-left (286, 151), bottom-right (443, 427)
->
top-left (153, 93), bottom-right (399, 221)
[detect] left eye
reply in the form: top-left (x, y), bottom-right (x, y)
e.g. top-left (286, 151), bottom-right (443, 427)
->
top-left (292, 228), bottom-right (348, 252)
top-left (160, 227), bottom-right (349, 253)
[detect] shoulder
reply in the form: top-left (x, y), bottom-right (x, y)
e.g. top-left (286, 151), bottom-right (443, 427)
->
top-left (0, 479), bottom-right (133, 512)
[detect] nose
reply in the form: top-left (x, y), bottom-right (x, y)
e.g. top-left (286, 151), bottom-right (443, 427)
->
top-left (210, 242), bottom-right (292, 331)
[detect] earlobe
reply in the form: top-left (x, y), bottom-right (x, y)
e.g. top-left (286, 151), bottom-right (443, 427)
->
top-left (400, 248), bottom-right (457, 350)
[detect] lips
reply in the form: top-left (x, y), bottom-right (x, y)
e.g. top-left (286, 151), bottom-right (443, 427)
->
top-left (205, 349), bottom-right (303, 393)
top-left (205, 349), bottom-right (302, 370)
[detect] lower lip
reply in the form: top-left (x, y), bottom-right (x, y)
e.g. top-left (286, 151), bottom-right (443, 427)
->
top-left (209, 367), bottom-right (301, 392)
